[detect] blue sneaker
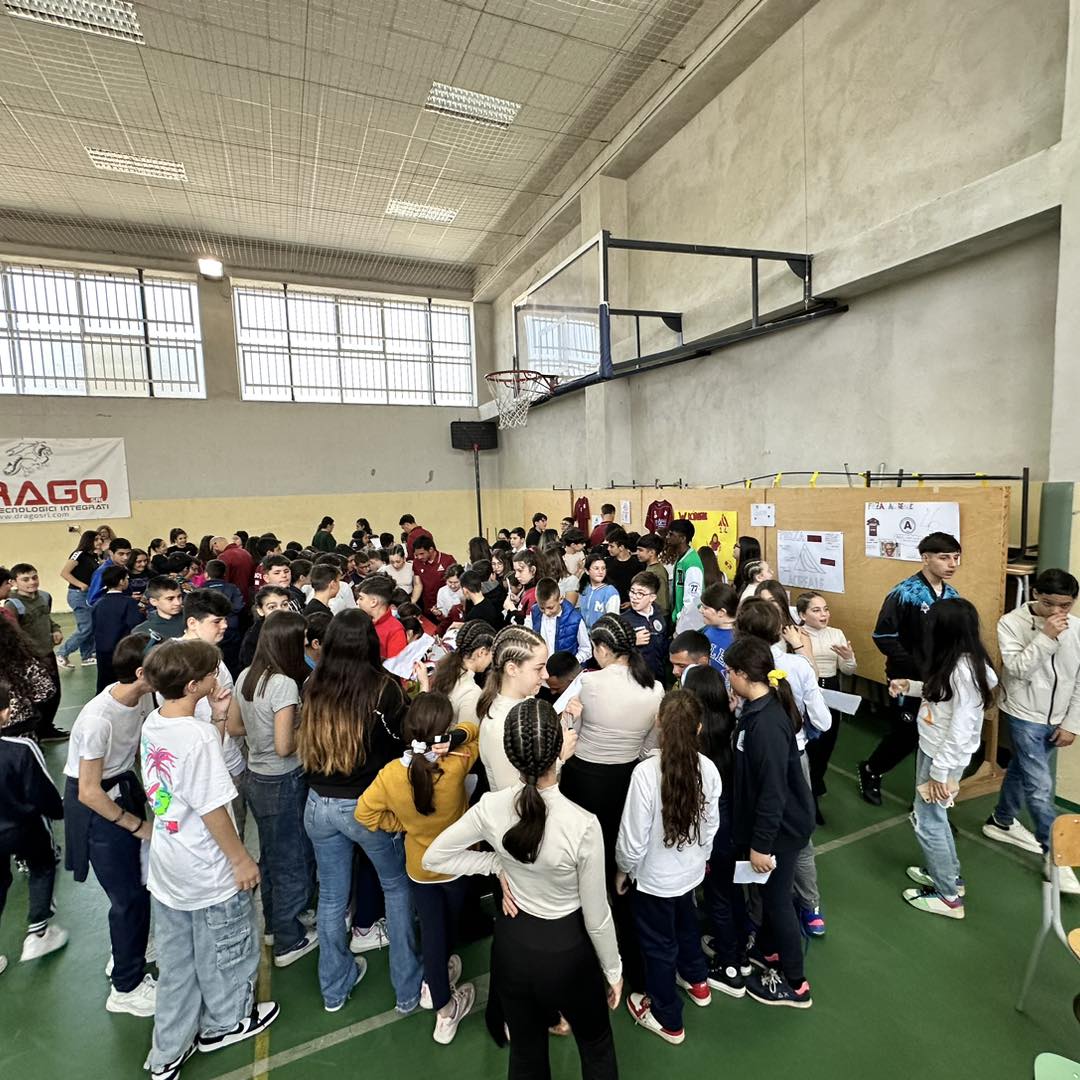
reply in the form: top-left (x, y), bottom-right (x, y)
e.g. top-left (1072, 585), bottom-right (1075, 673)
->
top-left (798, 905), bottom-right (826, 937)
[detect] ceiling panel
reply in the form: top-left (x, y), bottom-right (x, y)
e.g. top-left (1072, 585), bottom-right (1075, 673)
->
top-left (0, 0), bottom-right (741, 292)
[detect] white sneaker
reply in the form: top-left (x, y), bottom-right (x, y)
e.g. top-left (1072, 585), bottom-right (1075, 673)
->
top-left (1046, 857), bottom-right (1080, 896)
top-left (82, 656), bottom-right (97, 665)
top-left (433, 983), bottom-right (475, 1045)
top-left (299, 908), bottom-right (317, 929)
top-left (420, 954), bottom-right (463, 1009)
top-left (56, 654), bottom-right (75, 671)
top-left (106, 973), bottom-right (157, 1017)
top-left (349, 919), bottom-right (389, 954)
top-left (0, 955), bottom-right (7, 975)
top-left (20, 924), bottom-right (69, 962)
top-left (273, 931), bottom-right (319, 968)
top-left (982, 815), bottom-right (1042, 854)
top-left (106, 934), bottom-right (157, 977)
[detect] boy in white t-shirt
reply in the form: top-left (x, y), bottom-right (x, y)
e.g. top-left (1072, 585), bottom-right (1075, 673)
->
top-left (63, 632), bottom-right (157, 1017)
top-left (141, 638), bottom-right (279, 1080)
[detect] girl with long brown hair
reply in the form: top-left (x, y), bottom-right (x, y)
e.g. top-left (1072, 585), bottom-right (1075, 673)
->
top-left (615, 690), bottom-right (721, 1044)
top-left (428, 619), bottom-right (493, 725)
top-left (356, 693), bottom-right (481, 1044)
top-left (297, 609), bottom-right (423, 1014)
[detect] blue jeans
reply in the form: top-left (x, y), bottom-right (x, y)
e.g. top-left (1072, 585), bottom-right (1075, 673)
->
top-left (150, 891), bottom-right (259, 1069)
top-left (244, 767), bottom-right (314, 955)
top-left (912, 749), bottom-right (964, 898)
top-left (303, 791), bottom-right (422, 1011)
top-left (59, 587), bottom-right (95, 660)
top-left (993, 711), bottom-right (1058, 852)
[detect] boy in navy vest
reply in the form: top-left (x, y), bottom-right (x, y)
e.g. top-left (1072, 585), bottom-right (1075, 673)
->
top-left (530, 578), bottom-right (591, 662)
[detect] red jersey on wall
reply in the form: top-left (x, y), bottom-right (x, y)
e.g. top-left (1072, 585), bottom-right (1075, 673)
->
top-left (645, 499), bottom-right (674, 534)
top-left (573, 497), bottom-right (591, 533)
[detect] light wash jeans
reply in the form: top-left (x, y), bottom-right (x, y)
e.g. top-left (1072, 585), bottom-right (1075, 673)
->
top-left (59, 586), bottom-right (95, 660)
top-left (912, 749), bottom-right (964, 898)
top-left (993, 711), bottom-right (1058, 852)
top-left (149, 891), bottom-right (259, 1070)
top-left (303, 791), bottom-right (422, 1012)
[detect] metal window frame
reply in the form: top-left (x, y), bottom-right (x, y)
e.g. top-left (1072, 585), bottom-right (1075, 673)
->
top-left (233, 282), bottom-right (475, 406)
top-left (0, 262), bottom-right (204, 399)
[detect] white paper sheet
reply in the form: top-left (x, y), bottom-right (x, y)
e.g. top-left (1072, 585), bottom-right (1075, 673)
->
top-left (553, 674), bottom-right (584, 714)
top-left (865, 500), bottom-right (960, 562)
top-left (734, 859), bottom-right (773, 884)
top-left (821, 687), bottom-right (862, 716)
top-left (382, 634), bottom-right (435, 678)
top-left (750, 503), bottom-right (775, 527)
top-left (777, 529), bottom-right (845, 594)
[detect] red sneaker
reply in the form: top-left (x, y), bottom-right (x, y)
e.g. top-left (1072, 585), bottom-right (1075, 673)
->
top-left (627, 992), bottom-right (685, 1044)
top-left (675, 975), bottom-right (712, 1007)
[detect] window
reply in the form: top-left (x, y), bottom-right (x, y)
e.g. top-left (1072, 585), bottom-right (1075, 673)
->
top-left (0, 263), bottom-right (204, 398)
top-left (233, 283), bottom-right (474, 406)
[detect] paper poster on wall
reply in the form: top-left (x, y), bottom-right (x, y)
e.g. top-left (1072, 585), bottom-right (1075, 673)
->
top-left (750, 503), bottom-right (775, 527)
top-left (674, 509), bottom-right (739, 579)
top-left (864, 501), bottom-right (960, 562)
top-left (778, 530), bottom-right (845, 594)
top-left (620, 500), bottom-right (631, 525)
top-left (0, 437), bottom-right (131, 523)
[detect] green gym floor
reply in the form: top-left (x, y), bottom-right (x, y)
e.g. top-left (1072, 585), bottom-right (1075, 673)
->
top-left (4, 648), bottom-right (1080, 1079)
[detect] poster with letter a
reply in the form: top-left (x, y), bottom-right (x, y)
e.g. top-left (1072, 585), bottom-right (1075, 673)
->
top-left (777, 530), bottom-right (845, 594)
top-left (864, 501), bottom-right (960, 562)
top-left (674, 509), bottom-right (739, 579)
top-left (0, 437), bottom-right (131, 523)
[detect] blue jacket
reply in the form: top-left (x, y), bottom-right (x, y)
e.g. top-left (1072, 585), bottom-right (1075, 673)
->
top-left (530, 599), bottom-right (584, 655)
top-left (87, 558), bottom-right (115, 605)
top-left (578, 583), bottom-right (619, 629)
top-left (622, 608), bottom-right (669, 680)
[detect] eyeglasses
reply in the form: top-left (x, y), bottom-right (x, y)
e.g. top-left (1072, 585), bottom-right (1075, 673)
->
top-left (628, 588), bottom-right (655, 599)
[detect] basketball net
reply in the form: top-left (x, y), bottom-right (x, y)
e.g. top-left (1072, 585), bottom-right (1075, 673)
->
top-left (485, 370), bottom-right (557, 429)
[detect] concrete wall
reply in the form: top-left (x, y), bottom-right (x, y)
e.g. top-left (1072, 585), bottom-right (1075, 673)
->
top-left (496, 228), bottom-right (1059, 483)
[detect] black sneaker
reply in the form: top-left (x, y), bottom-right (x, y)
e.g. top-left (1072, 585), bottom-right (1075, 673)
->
top-left (706, 964), bottom-right (746, 999)
top-left (197, 1002), bottom-right (280, 1053)
top-left (745, 969), bottom-right (813, 1009)
top-left (857, 761), bottom-right (882, 806)
top-left (149, 1042), bottom-right (197, 1080)
top-left (37, 725), bottom-right (70, 744)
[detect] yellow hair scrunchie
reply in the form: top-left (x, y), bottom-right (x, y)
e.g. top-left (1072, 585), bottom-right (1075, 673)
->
top-left (767, 669), bottom-right (788, 688)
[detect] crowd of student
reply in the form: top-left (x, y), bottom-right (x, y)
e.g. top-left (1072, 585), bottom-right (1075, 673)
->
top-left (1, 506), bottom-right (1078, 1079)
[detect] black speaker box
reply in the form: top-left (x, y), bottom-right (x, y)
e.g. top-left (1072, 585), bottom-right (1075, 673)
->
top-left (450, 420), bottom-right (498, 451)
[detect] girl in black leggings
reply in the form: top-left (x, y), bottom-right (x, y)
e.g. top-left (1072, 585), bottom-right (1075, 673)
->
top-left (725, 636), bottom-right (816, 1009)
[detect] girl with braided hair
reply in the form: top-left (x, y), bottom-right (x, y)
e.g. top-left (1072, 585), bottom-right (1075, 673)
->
top-left (428, 620), bottom-right (493, 725)
top-left (477, 626), bottom-right (556, 792)
top-left (356, 693), bottom-right (480, 1044)
top-left (724, 635), bottom-right (815, 1009)
top-left (616, 689), bottom-right (721, 1044)
top-left (424, 698), bottom-right (621, 1080)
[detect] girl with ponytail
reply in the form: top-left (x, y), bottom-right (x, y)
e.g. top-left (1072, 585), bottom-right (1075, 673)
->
top-left (560, 613), bottom-right (664, 992)
top-left (424, 698), bottom-right (622, 1079)
top-left (429, 620), bottom-right (494, 725)
top-left (356, 693), bottom-right (480, 1044)
top-left (723, 635), bottom-right (816, 1009)
top-left (477, 626), bottom-right (552, 792)
top-left (616, 690), bottom-right (722, 1043)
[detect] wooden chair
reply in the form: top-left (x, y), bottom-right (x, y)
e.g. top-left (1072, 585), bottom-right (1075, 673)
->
top-left (1017, 816), bottom-right (1080, 1011)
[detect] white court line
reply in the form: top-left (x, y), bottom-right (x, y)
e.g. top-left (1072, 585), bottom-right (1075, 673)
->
top-left (210, 973), bottom-right (490, 1080)
top-left (815, 813), bottom-right (911, 854)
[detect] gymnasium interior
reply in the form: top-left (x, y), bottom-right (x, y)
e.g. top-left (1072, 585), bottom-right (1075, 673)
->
top-left (2, 0), bottom-right (1080, 1077)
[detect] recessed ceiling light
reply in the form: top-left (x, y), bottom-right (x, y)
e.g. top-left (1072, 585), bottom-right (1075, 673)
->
top-left (385, 199), bottom-right (458, 225)
top-left (4, 0), bottom-right (144, 43)
top-left (85, 147), bottom-right (187, 181)
top-left (424, 82), bottom-right (521, 129)
top-left (196, 257), bottom-right (223, 279)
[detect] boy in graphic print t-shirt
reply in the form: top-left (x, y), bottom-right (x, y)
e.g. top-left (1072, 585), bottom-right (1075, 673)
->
top-left (140, 639), bottom-right (279, 1080)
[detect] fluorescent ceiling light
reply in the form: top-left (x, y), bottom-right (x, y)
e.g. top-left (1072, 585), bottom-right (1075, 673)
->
top-left (385, 199), bottom-right (458, 225)
top-left (85, 147), bottom-right (187, 181)
top-left (196, 257), bottom-right (223, 279)
top-left (424, 82), bottom-right (521, 129)
top-left (4, 0), bottom-right (144, 43)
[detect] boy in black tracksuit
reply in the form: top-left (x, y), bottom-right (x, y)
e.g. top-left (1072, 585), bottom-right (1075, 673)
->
top-left (859, 534), bottom-right (962, 804)
top-left (0, 681), bottom-right (67, 971)
top-left (732, 678), bottom-right (815, 1007)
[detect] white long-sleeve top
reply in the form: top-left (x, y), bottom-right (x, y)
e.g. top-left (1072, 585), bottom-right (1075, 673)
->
top-left (803, 625), bottom-right (857, 679)
top-left (770, 642), bottom-right (831, 750)
top-left (538, 611), bottom-right (592, 664)
top-left (907, 658), bottom-right (998, 782)
top-left (577, 664), bottom-right (663, 765)
top-left (423, 784), bottom-right (622, 985)
top-left (998, 606), bottom-right (1080, 733)
top-left (615, 751), bottom-right (721, 897)
top-left (447, 668), bottom-right (482, 727)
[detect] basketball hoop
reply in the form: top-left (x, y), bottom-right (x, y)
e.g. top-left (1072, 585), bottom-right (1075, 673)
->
top-left (485, 369), bottom-right (558, 428)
